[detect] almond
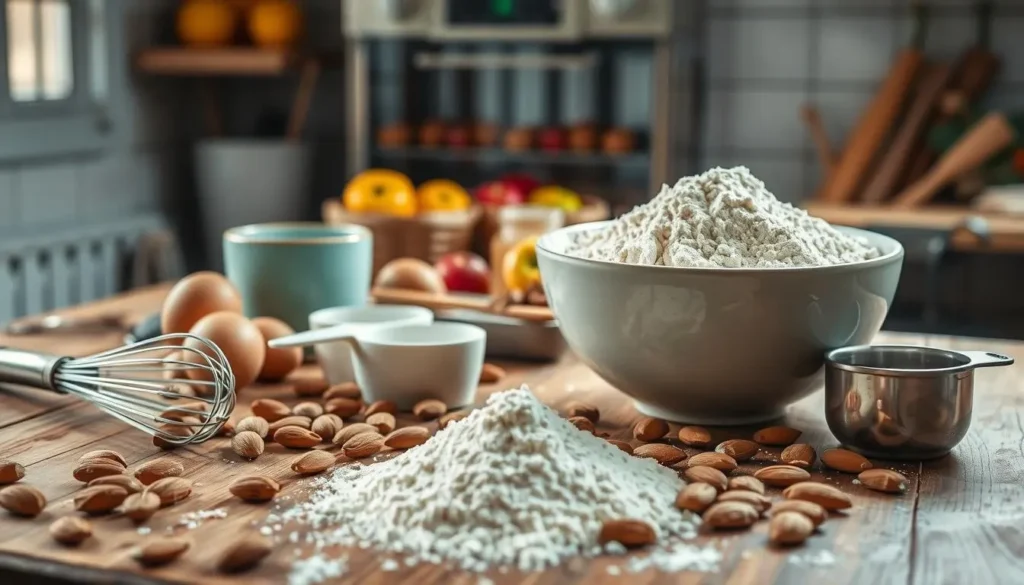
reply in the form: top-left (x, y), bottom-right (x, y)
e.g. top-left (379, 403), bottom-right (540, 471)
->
top-left (235, 416), bottom-right (270, 438)
top-left (438, 412), bottom-right (467, 430)
top-left (291, 450), bottom-right (336, 475)
top-left (153, 424), bottom-right (193, 450)
top-left (412, 399), bottom-right (447, 421)
top-left (364, 400), bottom-right (398, 416)
top-left (727, 475), bottom-right (765, 495)
top-left (702, 501), bottom-right (759, 529)
top-left (754, 465), bottom-right (811, 487)
top-left (675, 483), bottom-right (718, 513)
top-left (479, 362), bottom-right (506, 384)
top-left (769, 511), bottom-right (814, 546)
top-left (89, 475), bottom-right (144, 494)
top-left (597, 519), bottom-right (656, 548)
top-left (134, 537), bottom-right (190, 567)
top-left (384, 426), bottom-right (431, 450)
top-left (770, 499), bottom-right (827, 527)
top-left (74, 485), bottom-right (128, 515)
top-left (72, 459), bottom-right (124, 483)
top-left (292, 377), bottom-right (329, 397)
top-left (268, 415), bottom-right (313, 434)
top-left (0, 460), bottom-right (25, 485)
top-left (146, 477), bottom-right (192, 507)
top-left (122, 491), bottom-right (161, 522)
top-left (715, 439), bottom-right (760, 461)
top-left (565, 401), bottom-right (599, 423)
top-left (686, 452), bottom-right (738, 472)
top-left (217, 419), bottom-right (236, 437)
top-left (343, 432), bottom-right (385, 459)
top-left (606, 439), bottom-right (633, 455)
top-left (858, 469), bottom-right (909, 494)
top-left (323, 382), bottom-right (361, 401)
top-left (568, 416), bottom-right (595, 434)
top-left (217, 534), bottom-right (272, 573)
top-left (366, 412), bottom-right (397, 434)
top-left (683, 466), bottom-right (728, 492)
top-left (232, 431), bottom-right (265, 459)
top-left (159, 401), bottom-right (207, 420)
top-left (250, 398), bottom-right (291, 422)
top-left (79, 450), bottom-right (127, 467)
top-left (820, 448), bottom-right (873, 473)
top-left (783, 481), bottom-right (853, 510)
top-left (50, 516), bottom-right (92, 545)
top-left (633, 443), bottom-right (686, 466)
top-left (311, 414), bottom-right (343, 441)
top-left (292, 401), bottom-right (324, 419)
top-left (781, 444), bottom-right (817, 468)
top-left (324, 397), bottom-right (363, 419)
top-left (0, 484), bottom-right (46, 517)
top-left (274, 426), bottom-right (322, 449)
top-left (229, 476), bottom-right (281, 503)
top-left (332, 423), bottom-right (377, 446)
top-left (134, 459), bottom-right (185, 486)
top-left (716, 489), bottom-right (771, 513)
top-left (753, 425), bottom-right (802, 446)
top-left (632, 417), bottom-right (669, 442)
top-left (677, 426), bottom-right (713, 448)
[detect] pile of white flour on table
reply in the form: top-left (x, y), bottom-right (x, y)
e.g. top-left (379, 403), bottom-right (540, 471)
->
top-left (282, 386), bottom-right (701, 573)
top-left (566, 166), bottom-right (879, 268)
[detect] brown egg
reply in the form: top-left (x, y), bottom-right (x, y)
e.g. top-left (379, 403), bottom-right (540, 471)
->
top-left (161, 272), bottom-right (242, 334)
top-left (184, 311), bottom-right (265, 391)
top-left (375, 258), bottom-right (447, 294)
top-left (252, 317), bottom-right (302, 382)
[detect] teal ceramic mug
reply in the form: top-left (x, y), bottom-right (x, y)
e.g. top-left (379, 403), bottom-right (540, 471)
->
top-left (223, 222), bottom-right (373, 331)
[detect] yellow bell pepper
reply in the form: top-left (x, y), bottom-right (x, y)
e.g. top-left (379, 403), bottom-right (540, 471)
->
top-left (529, 186), bottom-right (583, 212)
top-left (342, 169), bottom-right (418, 217)
top-left (416, 179), bottom-right (472, 212)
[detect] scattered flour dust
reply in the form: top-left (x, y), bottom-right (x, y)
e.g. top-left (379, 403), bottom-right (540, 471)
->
top-left (566, 166), bottom-right (880, 268)
top-left (281, 386), bottom-right (707, 573)
top-left (288, 554), bottom-right (348, 585)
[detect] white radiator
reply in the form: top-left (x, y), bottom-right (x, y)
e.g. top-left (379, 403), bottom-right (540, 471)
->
top-left (0, 215), bottom-right (179, 324)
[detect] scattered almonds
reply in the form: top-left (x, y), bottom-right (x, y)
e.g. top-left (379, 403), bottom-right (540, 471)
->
top-left (217, 534), bottom-right (272, 573)
top-left (565, 401), bottom-right (599, 423)
top-left (0, 484), bottom-right (46, 517)
top-left (292, 377), bottom-right (329, 397)
top-left (72, 460), bottom-right (124, 483)
top-left (325, 398), bottom-right (363, 419)
top-left (79, 450), bottom-right (127, 467)
top-left (235, 416), bottom-right (270, 438)
top-left (153, 424), bottom-right (193, 450)
top-left (716, 490), bottom-right (771, 513)
top-left (366, 412), bottom-right (397, 434)
top-left (74, 485), bottom-right (128, 515)
top-left (268, 415), bottom-right (313, 434)
top-left (89, 475), bottom-right (144, 494)
top-left (229, 476), bottom-right (281, 503)
top-left (768, 511), bottom-right (814, 546)
top-left (146, 477), bottom-right (192, 507)
top-left (598, 519), bottom-right (656, 548)
top-left (332, 423), bottom-right (378, 446)
top-left (683, 466), bottom-right (728, 492)
top-left (134, 460), bottom-right (185, 486)
top-left (50, 516), bottom-right (92, 545)
top-left (753, 465), bottom-right (811, 487)
top-left (323, 382), bottom-right (361, 401)
top-left (384, 426), bottom-right (431, 450)
top-left (753, 426), bottom-right (802, 446)
top-left (686, 452), bottom-right (738, 472)
top-left (727, 476), bottom-right (765, 495)
top-left (292, 401), bottom-right (324, 419)
top-left (412, 399), bottom-right (447, 421)
top-left (311, 414), bottom-right (343, 442)
top-left (274, 426), bottom-right (322, 449)
top-left (675, 482), bottom-right (718, 513)
top-left (702, 501), bottom-right (759, 529)
top-left (438, 412), bottom-right (467, 430)
top-left (122, 491), bottom-right (161, 522)
top-left (134, 537), bottom-right (191, 567)
top-left (364, 400), bottom-right (397, 416)
top-left (250, 398), bottom-right (291, 422)
top-left (770, 499), bottom-right (827, 527)
top-left (783, 481), bottom-right (853, 511)
top-left (479, 363), bottom-right (506, 384)
top-left (632, 417), bottom-right (669, 442)
top-left (232, 431), bottom-right (265, 460)
top-left (292, 450), bottom-right (337, 475)
top-left (343, 432), bottom-right (385, 459)
top-left (606, 439), bottom-right (633, 454)
top-left (780, 444), bottom-right (817, 468)
top-left (632, 443), bottom-right (686, 466)
top-left (0, 460), bottom-right (25, 485)
top-left (715, 439), bottom-right (760, 462)
top-left (568, 416), bottom-right (595, 434)
top-left (858, 469), bottom-right (909, 494)
top-left (677, 426), bottom-right (713, 448)
top-left (217, 419), bottom-right (236, 437)
top-left (821, 448), bottom-right (873, 473)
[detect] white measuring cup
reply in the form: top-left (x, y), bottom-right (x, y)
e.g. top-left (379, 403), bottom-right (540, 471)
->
top-left (271, 322), bottom-right (486, 410)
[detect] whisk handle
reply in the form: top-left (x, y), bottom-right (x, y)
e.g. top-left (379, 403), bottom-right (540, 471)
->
top-left (0, 348), bottom-right (66, 392)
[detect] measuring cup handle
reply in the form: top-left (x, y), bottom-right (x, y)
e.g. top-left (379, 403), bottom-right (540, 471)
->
top-left (961, 351), bottom-right (1015, 369)
top-left (268, 325), bottom-right (359, 349)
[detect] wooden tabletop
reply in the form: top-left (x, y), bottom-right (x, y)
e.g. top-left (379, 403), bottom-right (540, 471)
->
top-left (1, 286), bottom-right (1023, 584)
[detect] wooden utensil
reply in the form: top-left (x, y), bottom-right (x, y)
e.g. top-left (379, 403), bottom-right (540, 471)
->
top-left (859, 63), bottom-right (953, 203)
top-left (891, 112), bottom-right (1016, 209)
top-left (371, 287), bottom-right (555, 323)
top-left (801, 104), bottom-right (839, 179)
top-left (286, 60), bottom-right (320, 142)
top-left (818, 4), bottom-right (927, 203)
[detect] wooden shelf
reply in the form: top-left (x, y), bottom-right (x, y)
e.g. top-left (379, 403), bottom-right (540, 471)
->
top-left (373, 147), bottom-right (650, 167)
top-left (135, 47), bottom-right (302, 76)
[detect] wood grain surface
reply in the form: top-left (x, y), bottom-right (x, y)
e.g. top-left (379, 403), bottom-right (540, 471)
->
top-left (1, 287), bottom-right (1023, 584)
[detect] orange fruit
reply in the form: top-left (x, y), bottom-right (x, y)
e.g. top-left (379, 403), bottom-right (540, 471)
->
top-left (248, 0), bottom-right (302, 49)
top-left (417, 179), bottom-right (471, 213)
top-left (177, 0), bottom-right (237, 47)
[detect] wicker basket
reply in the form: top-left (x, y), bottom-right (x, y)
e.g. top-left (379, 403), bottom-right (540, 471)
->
top-left (472, 196), bottom-right (611, 257)
top-left (322, 199), bottom-right (482, 276)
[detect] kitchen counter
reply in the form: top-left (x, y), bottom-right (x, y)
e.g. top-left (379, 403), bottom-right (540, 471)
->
top-left (1, 285), bottom-right (1022, 584)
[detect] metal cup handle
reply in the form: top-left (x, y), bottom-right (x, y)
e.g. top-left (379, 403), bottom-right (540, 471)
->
top-left (961, 351), bottom-right (1015, 369)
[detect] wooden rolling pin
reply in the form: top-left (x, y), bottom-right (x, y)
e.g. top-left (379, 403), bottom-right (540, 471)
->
top-left (891, 111), bottom-right (1016, 209)
top-left (819, 6), bottom-right (927, 203)
top-left (371, 287), bottom-right (555, 323)
top-left (801, 104), bottom-right (839, 180)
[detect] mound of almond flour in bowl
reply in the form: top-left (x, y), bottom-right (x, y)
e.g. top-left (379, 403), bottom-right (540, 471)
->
top-left (566, 166), bottom-right (879, 268)
top-left (281, 387), bottom-right (701, 573)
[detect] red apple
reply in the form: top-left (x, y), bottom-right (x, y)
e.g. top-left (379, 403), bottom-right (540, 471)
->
top-left (499, 173), bottom-right (541, 197)
top-left (435, 251), bottom-right (490, 294)
top-left (538, 127), bottom-right (566, 151)
top-left (473, 181), bottom-right (527, 206)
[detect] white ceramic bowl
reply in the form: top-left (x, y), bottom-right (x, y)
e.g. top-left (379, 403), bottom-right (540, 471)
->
top-left (536, 221), bottom-right (905, 424)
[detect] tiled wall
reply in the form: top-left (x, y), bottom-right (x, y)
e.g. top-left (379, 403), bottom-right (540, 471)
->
top-left (699, 0), bottom-right (1024, 204)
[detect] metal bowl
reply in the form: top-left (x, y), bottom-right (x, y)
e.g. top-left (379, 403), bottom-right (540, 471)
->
top-left (824, 345), bottom-right (1014, 460)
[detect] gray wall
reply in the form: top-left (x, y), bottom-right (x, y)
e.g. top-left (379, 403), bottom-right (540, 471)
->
top-left (700, 0), bottom-right (1024, 204)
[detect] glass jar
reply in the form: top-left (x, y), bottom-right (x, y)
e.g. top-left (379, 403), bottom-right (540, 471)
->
top-left (489, 205), bottom-right (565, 297)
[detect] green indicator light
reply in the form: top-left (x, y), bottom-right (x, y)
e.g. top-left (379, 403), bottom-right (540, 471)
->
top-left (491, 0), bottom-right (514, 18)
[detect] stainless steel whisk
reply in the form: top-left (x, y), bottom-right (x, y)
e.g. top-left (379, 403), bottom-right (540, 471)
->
top-left (0, 334), bottom-right (236, 446)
